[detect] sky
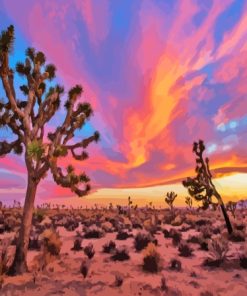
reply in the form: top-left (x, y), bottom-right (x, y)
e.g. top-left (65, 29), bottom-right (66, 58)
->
top-left (0, 0), bottom-right (247, 207)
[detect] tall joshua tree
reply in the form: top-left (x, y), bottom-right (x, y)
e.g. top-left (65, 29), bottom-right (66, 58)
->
top-left (182, 140), bottom-right (233, 234)
top-left (0, 25), bottom-right (100, 274)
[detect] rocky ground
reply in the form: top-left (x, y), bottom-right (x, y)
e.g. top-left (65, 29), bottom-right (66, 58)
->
top-left (0, 205), bottom-right (247, 296)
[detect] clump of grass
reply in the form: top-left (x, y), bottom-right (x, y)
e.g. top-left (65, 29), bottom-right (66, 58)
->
top-left (178, 242), bottom-right (193, 257)
top-left (142, 243), bottom-right (161, 273)
top-left (42, 228), bottom-right (62, 256)
top-left (169, 258), bottom-right (182, 271)
top-left (116, 230), bottom-right (131, 240)
top-left (80, 259), bottom-right (89, 278)
top-left (84, 243), bottom-right (95, 259)
top-left (134, 232), bottom-right (157, 251)
top-left (102, 240), bottom-right (116, 254)
top-left (203, 235), bottom-right (229, 267)
top-left (114, 273), bottom-right (123, 287)
top-left (111, 247), bottom-right (130, 261)
top-left (71, 238), bottom-right (82, 251)
top-left (84, 226), bottom-right (104, 239)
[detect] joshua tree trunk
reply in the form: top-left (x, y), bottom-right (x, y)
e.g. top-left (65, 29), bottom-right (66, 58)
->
top-left (8, 175), bottom-right (38, 275)
top-left (214, 191), bottom-right (233, 235)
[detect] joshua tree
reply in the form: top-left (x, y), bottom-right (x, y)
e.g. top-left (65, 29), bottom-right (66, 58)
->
top-left (182, 140), bottom-right (233, 234)
top-left (0, 25), bottom-right (100, 274)
top-left (165, 191), bottom-right (177, 210)
top-left (226, 201), bottom-right (237, 219)
top-left (185, 196), bottom-right (193, 210)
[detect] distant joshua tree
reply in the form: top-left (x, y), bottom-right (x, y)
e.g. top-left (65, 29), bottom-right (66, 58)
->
top-left (182, 140), bottom-right (233, 234)
top-left (165, 191), bottom-right (177, 210)
top-left (185, 196), bottom-right (193, 210)
top-left (0, 25), bottom-right (100, 274)
top-left (226, 201), bottom-right (237, 219)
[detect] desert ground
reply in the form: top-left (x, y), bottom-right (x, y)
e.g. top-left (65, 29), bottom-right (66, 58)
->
top-left (0, 203), bottom-right (247, 296)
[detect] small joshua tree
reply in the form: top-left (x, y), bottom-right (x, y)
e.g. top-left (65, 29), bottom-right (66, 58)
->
top-left (0, 25), bottom-right (100, 274)
top-left (182, 140), bottom-right (233, 234)
top-left (165, 191), bottom-right (177, 210)
top-left (185, 196), bottom-right (193, 210)
top-left (226, 201), bottom-right (237, 219)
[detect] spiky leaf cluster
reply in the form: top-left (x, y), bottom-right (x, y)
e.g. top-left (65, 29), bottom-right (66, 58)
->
top-left (165, 191), bottom-right (177, 209)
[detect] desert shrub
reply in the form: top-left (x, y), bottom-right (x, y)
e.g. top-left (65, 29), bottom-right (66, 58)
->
top-left (195, 219), bottom-right (210, 227)
top-left (42, 228), bottom-right (62, 256)
top-left (132, 223), bottom-right (142, 229)
top-left (160, 276), bottom-right (168, 292)
top-left (203, 235), bottom-right (229, 267)
top-left (199, 225), bottom-right (212, 239)
top-left (0, 240), bottom-right (11, 275)
top-left (114, 273), bottom-right (123, 287)
top-left (111, 247), bottom-right (130, 261)
top-left (80, 259), bottom-right (89, 278)
top-left (200, 291), bottom-right (214, 296)
top-left (116, 230), bottom-right (131, 240)
top-left (134, 232), bottom-right (157, 251)
top-left (172, 231), bottom-right (182, 246)
top-left (169, 258), bottom-right (182, 271)
top-left (102, 240), bottom-right (116, 253)
top-left (178, 242), bottom-right (193, 257)
top-left (142, 243), bottom-right (161, 273)
top-left (71, 238), bottom-right (82, 251)
top-left (187, 235), bottom-right (200, 244)
top-left (29, 234), bottom-right (41, 250)
top-left (239, 244), bottom-right (247, 269)
top-left (163, 228), bottom-right (170, 238)
top-left (229, 229), bottom-right (245, 242)
top-left (64, 219), bottom-right (79, 231)
top-left (84, 226), bottom-right (104, 239)
top-left (84, 243), bottom-right (95, 259)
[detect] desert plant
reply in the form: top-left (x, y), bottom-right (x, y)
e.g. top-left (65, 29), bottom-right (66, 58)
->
top-left (185, 196), bottom-right (193, 209)
top-left (0, 240), bottom-right (11, 275)
top-left (226, 201), bottom-right (237, 218)
top-left (102, 240), bottom-right (116, 253)
top-left (171, 231), bottom-right (182, 247)
top-left (28, 234), bottom-right (41, 250)
top-left (160, 276), bottom-right (168, 292)
top-left (114, 273), bottom-right (123, 287)
top-left (204, 235), bottom-right (229, 267)
top-left (84, 243), bottom-right (95, 259)
top-left (42, 228), bottom-right (62, 256)
top-left (169, 258), bottom-right (182, 271)
top-left (178, 242), bottom-right (193, 257)
top-left (142, 242), bottom-right (161, 273)
top-left (80, 259), bottom-right (89, 278)
top-left (71, 238), bottom-right (82, 251)
top-left (182, 140), bottom-right (233, 235)
top-left (116, 230), bottom-right (130, 240)
top-left (0, 25), bottom-right (100, 275)
top-left (165, 192), bottom-right (177, 210)
top-left (111, 247), bottom-right (130, 261)
top-left (84, 226), bottom-right (104, 239)
top-left (134, 232), bottom-right (157, 251)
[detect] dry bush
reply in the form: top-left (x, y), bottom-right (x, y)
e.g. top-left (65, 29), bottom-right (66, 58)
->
top-left (178, 242), bottom-right (193, 257)
top-left (116, 230), bottom-right (131, 240)
top-left (142, 242), bottom-right (161, 273)
top-left (204, 235), bottom-right (229, 267)
top-left (80, 258), bottom-right (89, 278)
top-left (71, 238), bottom-right (82, 251)
top-left (0, 239), bottom-right (12, 275)
top-left (134, 232), bottom-right (157, 251)
top-left (239, 243), bottom-right (247, 269)
top-left (111, 247), bottom-right (130, 261)
top-left (114, 273), bottom-right (123, 287)
top-left (169, 258), bottom-right (182, 271)
top-left (84, 243), bottom-right (95, 259)
top-left (102, 240), bottom-right (116, 253)
top-left (84, 226), bottom-right (104, 239)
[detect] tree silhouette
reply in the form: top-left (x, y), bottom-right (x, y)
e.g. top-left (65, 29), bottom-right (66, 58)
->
top-left (182, 140), bottom-right (233, 234)
top-left (0, 25), bottom-right (100, 275)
